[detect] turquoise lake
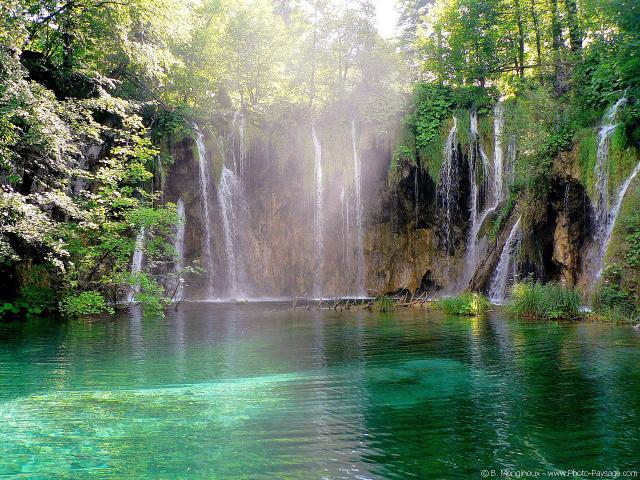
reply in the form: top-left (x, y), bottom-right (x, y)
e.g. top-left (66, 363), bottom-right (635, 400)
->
top-left (1, 303), bottom-right (639, 478)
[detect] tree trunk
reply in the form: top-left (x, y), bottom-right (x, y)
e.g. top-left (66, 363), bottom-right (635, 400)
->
top-left (514, 0), bottom-right (526, 77)
top-left (563, 0), bottom-right (582, 53)
top-left (530, 0), bottom-right (544, 83)
top-left (61, 1), bottom-right (75, 73)
top-left (549, 0), bottom-right (567, 93)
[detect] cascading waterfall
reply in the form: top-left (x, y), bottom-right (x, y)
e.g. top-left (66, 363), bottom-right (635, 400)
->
top-left (488, 217), bottom-right (522, 303)
top-left (439, 117), bottom-right (458, 260)
top-left (174, 197), bottom-right (186, 301)
top-left (493, 100), bottom-right (505, 203)
top-left (470, 109), bottom-right (492, 202)
top-left (587, 96), bottom-right (636, 285)
top-left (231, 112), bottom-right (247, 181)
top-left (463, 105), bottom-right (503, 286)
top-left (593, 97), bottom-right (628, 224)
top-left (312, 126), bottom-right (324, 297)
top-left (351, 119), bottom-right (365, 296)
top-left (599, 162), bottom-right (640, 267)
top-left (194, 126), bottom-right (215, 298)
top-left (468, 112), bottom-right (480, 240)
top-left (127, 228), bottom-right (145, 303)
top-left (217, 166), bottom-right (249, 297)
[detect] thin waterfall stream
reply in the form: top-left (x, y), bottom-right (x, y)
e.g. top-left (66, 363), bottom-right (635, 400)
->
top-left (493, 100), bottom-right (505, 202)
top-left (217, 166), bottom-right (249, 297)
top-left (437, 117), bottom-right (458, 288)
top-left (217, 114), bottom-right (251, 298)
top-left (312, 126), bottom-right (324, 297)
top-left (194, 125), bottom-right (215, 298)
top-left (231, 112), bottom-right (246, 179)
top-left (586, 96), bottom-right (638, 286)
top-left (174, 198), bottom-right (186, 301)
top-left (127, 227), bottom-right (145, 303)
top-left (488, 217), bottom-right (522, 303)
top-left (351, 119), bottom-right (365, 296)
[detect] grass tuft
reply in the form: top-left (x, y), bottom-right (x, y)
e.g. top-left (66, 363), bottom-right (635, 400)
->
top-left (436, 292), bottom-right (489, 316)
top-left (506, 281), bottom-right (581, 320)
top-left (374, 295), bottom-right (396, 313)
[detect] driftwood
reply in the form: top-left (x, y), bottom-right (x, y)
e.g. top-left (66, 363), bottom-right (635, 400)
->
top-left (289, 291), bottom-right (431, 312)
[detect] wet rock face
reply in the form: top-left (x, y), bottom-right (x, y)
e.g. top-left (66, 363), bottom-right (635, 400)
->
top-left (383, 163), bottom-right (437, 231)
top-left (365, 223), bottom-right (437, 294)
top-left (550, 177), bottom-right (591, 285)
top-left (515, 176), bottom-right (592, 287)
top-left (167, 115), bottom-right (592, 298)
top-left (435, 144), bottom-right (472, 257)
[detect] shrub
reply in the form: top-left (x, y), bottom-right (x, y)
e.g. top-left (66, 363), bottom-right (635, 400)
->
top-left (60, 291), bottom-right (113, 317)
top-left (133, 274), bottom-right (168, 317)
top-left (374, 295), bottom-right (396, 313)
top-left (592, 266), bottom-right (638, 323)
top-left (437, 292), bottom-right (489, 316)
top-left (0, 267), bottom-right (56, 320)
top-left (507, 281), bottom-right (581, 320)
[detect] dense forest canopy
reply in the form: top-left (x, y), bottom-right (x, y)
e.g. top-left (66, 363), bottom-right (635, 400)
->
top-left (0, 0), bottom-right (638, 318)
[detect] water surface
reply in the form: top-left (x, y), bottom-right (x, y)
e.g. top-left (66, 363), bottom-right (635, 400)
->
top-left (1, 303), bottom-right (639, 478)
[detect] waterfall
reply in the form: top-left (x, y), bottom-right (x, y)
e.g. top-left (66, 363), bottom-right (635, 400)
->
top-left (128, 228), bottom-right (145, 303)
top-left (340, 185), bottom-right (351, 280)
top-left (593, 97), bottom-right (627, 229)
top-left (194, 126), bottom-right (215, 298)
top-left (469, 110), bottom-right (491, 205)
top-left (231, 112), bottom-right (247, 181)
top-left (438, 117), bottom-right (458, 261)
top-left (341, 187), bottom-right (346, 264)
top-left (463, 106), bottom-right (503, 286)
top-left (468, 111), bottom-right (480, 235)
top-left (493, 100), bottom-right (505, 203)
top-left (217, 166), bottom-right (249, 298)
top-left (587, 96), bottom-right (636, 285)
top-left (488, 217), bottom-right (522, 303)
top-left (174, 197), bottom-right (186, 301)
top-left (600, 163), bottom-right (640, 262)
top-left (312, 126), bottom-right (324, 297)
top-left (351, 119), bottom-right (365, 296)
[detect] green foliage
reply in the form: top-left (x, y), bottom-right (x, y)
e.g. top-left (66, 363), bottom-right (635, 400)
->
top-left (593, 272), bottom-right (636, 324)
top-left (132, 274), bottom-right (168, 318)
top-left (609, 126), bottom-right (639, 192)
top-left (452, 86), bottom-right (495, 115)
top-left (374, 295), bottom-right (396, 313)
top-left (389, 144), bottom-right (415, 185)
top-left (60, 291), bottom-right (113, 317)
top-left (0, 44), bottom-right (183, 319)
top-left (436, 292), bottom-right (489, 316)
top-left (577, 127), bottom-right (598, 194)
top-left (507, 282), bottom-right (582, 320)
top-left (409, 83), bottom-right (453, 151)
top-left (0, 266), bottom-right (56, 320)
top-left (488, 192), bottom-right (518, 242)
top-left (395, 83), bottom-right (494, 186)
top-left (505, 87), bottom-right (573, 199)
top-left (594, 190), bottom-right (640, 322)
top-left (454, 109), bottom-right (471, 151)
